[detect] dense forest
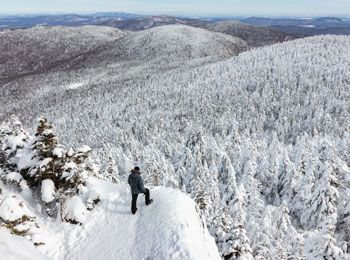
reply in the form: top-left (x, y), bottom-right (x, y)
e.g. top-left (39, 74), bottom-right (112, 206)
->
top-left (1, 33), bottom-right (350, 259)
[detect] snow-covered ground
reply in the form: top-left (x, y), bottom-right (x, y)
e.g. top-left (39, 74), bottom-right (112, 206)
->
top-left (0, 228), bottom-right (50, 260)
top-left (0, 178), bottom-right (220, 260)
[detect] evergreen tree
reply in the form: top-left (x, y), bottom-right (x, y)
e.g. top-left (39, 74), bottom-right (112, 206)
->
top-left (291, 144), bottom-right (316, 227)
top-left (217, 152), bottom-right (237, 203)
top-left (205, 159), bottom-right (221, 233)
top-left (242, 159), bottom-right (265, 257)
top-left (277, 148), bottom-right (297, 205)
top-left (214, 205), bottom-right (236, 260)
top-left (301, 141), bottom-right (339, 230)
top-left (23, 117), bottom-right (62, 186)
top-left (106, 155), bottom-right (119, 183)
top-left (16, 118), bottom-right (96, 219)
top-left (228, 184), bottom-right (253, 259)
top-left (305, 221), bottom-right (344, 260)
top-left (0, 115), bottom-right (30, 172)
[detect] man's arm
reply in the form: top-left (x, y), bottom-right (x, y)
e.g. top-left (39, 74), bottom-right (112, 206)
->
top-left (128, 174), bottom-right (131, 185)
top-left (138, 176), bottom-right (146, 193)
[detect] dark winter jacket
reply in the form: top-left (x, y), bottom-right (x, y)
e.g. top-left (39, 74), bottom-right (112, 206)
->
top-left (128, 170), bottom-right (146, 194)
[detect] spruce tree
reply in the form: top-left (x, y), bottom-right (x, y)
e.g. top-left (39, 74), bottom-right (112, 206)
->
top-left (0, 115), bottom-right (30, 173)
top-left (301, 141), bottom-right (339, 230)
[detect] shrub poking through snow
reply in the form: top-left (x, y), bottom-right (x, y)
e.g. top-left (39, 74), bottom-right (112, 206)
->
top-left (4, 171), bottom-right (23, 185)
top-left (0, 194), bottom-right (37, 236)
top-left (1, 116), bottom-right (100, 223)
top-left (86, 190), bottom-right (101, 211)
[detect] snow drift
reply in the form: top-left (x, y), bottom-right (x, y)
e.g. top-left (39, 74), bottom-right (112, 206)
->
top-left (0, 177), bottom-right (220, 260)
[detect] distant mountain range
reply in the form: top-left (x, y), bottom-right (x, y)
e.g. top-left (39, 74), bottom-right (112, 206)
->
top-left (1, 13), bottom-right (350, 35)
top-left (242, 16), bottom-right (350, 35)
top-left (270, 25), bottom-right (350, 36)
top-left (0, 12), bottom-right (141, 29)
top-left (100, 15), bottom-right (208, 31)
top-left (241, 17), bottom-right (350, 28)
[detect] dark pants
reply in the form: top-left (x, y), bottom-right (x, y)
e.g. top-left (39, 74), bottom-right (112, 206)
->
top-left (131, 188), bottom-right (150, 214)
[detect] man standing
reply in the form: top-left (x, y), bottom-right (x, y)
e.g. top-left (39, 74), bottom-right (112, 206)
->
top-left (128, 166), bottom-right (153, 214)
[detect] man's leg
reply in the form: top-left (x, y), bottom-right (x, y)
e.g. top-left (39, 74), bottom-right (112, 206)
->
top-left (132, 193), bottom-right (138, 214)
top-left (144, 188), bottom-right (150, 205)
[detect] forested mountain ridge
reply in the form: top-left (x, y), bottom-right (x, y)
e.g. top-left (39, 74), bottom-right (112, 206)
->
top-left (60, 24), bottom-right (248, 70)
top-left (96, 16), bottom-right (302, 48)
top-left (0, 26), bottom-right (127, 82)
top-left (100, 15), bottom-right (208, 31)
top-left (0, 24), bottom-right (247, 122)
top-left (1, 26), bottom-right (350, 259)
top-left (199, 20), bottom-right (301, 47)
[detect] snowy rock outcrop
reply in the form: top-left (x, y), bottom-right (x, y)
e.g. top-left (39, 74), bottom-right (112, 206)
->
top-left (63, 179), bottom-right (221, 260)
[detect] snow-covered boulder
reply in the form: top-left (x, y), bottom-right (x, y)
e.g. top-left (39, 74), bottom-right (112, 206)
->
top-left (41, 179), bottom-right (56, 203)
top-left (0, 194), bottom-right (34, 223)
top-left (61, 195), bottom-right (88, 224)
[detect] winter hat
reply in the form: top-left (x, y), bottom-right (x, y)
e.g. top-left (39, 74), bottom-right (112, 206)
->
top-left (131, 166), bottom-right (141, 173)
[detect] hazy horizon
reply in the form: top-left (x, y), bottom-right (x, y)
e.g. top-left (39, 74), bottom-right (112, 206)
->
top-left (0, 11), bottom-right (350, 19)
top-left (1, 0), bottom-right (350, 17)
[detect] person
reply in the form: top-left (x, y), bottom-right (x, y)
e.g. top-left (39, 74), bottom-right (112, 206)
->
top-left (128, 166), bottom-right (153, 214)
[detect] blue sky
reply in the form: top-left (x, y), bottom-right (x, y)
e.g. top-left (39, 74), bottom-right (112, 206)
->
top-left (2, 0), bottom-right (350, 16)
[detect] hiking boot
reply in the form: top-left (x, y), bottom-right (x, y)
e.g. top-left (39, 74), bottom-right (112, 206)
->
top-left (146, 199), bottom-right (153, 206)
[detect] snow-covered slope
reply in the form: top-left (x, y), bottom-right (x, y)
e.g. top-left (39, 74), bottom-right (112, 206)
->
top-left (65, 24), bottom-right (248, 70)
top-left (0, 228), bottom-right (50, 260)
top-left (2, 34), bottom-right (347, 259)
top-left (0, 178), bottom-right (220, 260)
top-left (64, 179), bottom-right (220, 260)
top-left (0, 24), bottom-right (248, 122)
top-left (2, 29), bottom-right (350, 258)
top-left (0, 24), bottom-right (246, 80)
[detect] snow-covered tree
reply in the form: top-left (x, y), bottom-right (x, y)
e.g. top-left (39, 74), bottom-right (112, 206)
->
top-left (0, 115), bottom-right (30, 173)
top-left (7, 118), bottom-right (98, 220)
top-left (301, 142), bottom-right (339, 230)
